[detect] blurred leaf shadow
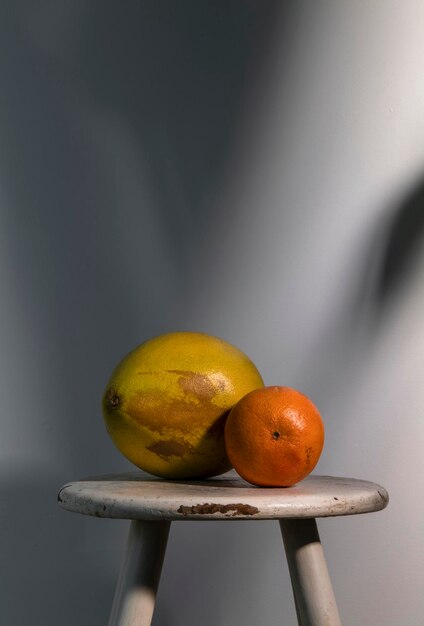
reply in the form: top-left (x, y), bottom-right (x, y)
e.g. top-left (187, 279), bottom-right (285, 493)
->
top-left (294, 173), bottom-right (424, 432)
top-left (373, 176), bottom-right (424, 312)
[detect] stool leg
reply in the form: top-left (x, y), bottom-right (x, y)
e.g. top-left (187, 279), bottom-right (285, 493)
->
top-left (279, 518), bottom-right (342, 626)
top-left (108, 520), bottom-right (170, 626)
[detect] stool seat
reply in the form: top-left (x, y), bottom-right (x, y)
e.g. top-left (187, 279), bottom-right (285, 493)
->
top-left (58, 470), bottom-right (388, 626)
top-left (58, 470), bottom-right (388, 521)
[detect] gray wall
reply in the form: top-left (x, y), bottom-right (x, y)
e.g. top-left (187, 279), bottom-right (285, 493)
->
top-left (1, 2), bottom-right (424, 624)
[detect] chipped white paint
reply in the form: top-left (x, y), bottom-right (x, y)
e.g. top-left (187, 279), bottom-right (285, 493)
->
top-left (58, 470), bottom-right (388, 626)
top-left (58, 469), bottom-right (388, 521)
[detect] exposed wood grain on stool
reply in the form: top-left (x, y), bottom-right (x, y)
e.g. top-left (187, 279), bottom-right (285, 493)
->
top-left (177, 502), bottom-right (259, 516)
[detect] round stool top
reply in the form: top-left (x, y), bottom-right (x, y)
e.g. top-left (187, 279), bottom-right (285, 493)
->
top-left (58, 470), bottom-right (388, 521)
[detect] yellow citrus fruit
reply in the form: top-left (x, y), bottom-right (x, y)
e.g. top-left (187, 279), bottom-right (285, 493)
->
top-left (102, 332), bottom-right (264, 479)
top-left (225, 386), bottom-right (324, 487)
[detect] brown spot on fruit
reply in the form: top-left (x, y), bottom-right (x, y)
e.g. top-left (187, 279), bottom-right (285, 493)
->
top-left (177, 502), bottom-right (259, 516)
top-left (272, 431), bottom-right (280, 440)
top-left (169, 370), bottom-right (217, 400)
top-left (126, 389), bottom-right (226, 434)
top-left (147, 439), bottom-right (193, 460)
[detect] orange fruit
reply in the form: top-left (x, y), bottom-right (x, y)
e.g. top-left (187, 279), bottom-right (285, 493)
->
top-left (224, 386), bottom-right (324, 487)
top-left (102, 332), bottom-right (264, 479)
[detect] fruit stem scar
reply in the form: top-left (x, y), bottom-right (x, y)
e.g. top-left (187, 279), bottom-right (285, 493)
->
top-left (272, 431), bottom-right (280, 440)
top-left (106, 389), bottom-right (120, 408)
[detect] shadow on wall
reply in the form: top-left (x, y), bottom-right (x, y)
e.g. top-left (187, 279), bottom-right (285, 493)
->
top-left (0, 470), bottom-right (117, 626)
top-left (15, 0), bottom-right (286, 265)
top-left (295, 172), bottom-right (424, 431)
top-left (373, 175), bottom-right (424, 314)
top-left (342, 171), bottom-right (424, 334)
top-left (0, 0), bottom-right (287, 464)
top-left (0, 3), bottom-right (291, 626)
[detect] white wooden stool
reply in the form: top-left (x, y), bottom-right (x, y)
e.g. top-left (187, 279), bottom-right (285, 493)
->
top-left (58, 471), bottom-right (388, 626)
